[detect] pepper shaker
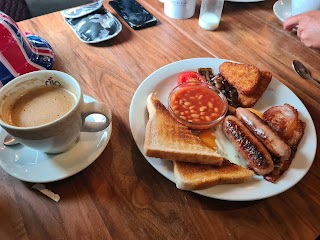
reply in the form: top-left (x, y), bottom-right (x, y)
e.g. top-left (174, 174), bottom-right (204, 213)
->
top-left (164, 0), bottom-right (197, 19)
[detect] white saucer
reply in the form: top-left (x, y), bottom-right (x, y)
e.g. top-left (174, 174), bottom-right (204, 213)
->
top-left (0, 95), bottom-right (112, 183)
top-left (273, 0), bottom-right (291, 23)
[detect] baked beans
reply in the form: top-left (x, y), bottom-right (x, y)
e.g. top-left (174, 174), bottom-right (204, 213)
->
top-left (170, 85), bottom-right (225, 124)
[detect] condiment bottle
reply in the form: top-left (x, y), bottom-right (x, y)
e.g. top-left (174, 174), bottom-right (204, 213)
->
top-left (198, 0), bottom-right (224, 30)
top-left (164, 0), bottom-right (197, 19)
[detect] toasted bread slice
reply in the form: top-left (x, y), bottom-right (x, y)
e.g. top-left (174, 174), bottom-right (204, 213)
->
top-left (238, 71), bottom-right (272, 107)
top-left (144, 93), bottom-right (223, 165)
top-left (219, 62), bottom-right (261, 95)
top-left (174, 159), bottom-right (254, 190)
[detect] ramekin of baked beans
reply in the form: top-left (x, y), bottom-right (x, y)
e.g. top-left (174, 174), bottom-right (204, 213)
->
top-left (168, 82), bottom-right (228, 130)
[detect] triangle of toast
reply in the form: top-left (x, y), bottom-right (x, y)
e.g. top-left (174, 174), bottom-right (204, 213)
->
top-left (144, 93), bottom-right (223, 165)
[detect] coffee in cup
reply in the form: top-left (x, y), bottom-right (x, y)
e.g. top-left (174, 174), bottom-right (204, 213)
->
top-left (3, 86), bottom-right (76, 127)
top-left (0, 70), bottom-right (111, 154)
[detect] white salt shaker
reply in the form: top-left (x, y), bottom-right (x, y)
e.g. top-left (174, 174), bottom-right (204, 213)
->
top-left (164, 0), bottom-right (197, 19)
top-left (198, 0), bottom-right (224, 30)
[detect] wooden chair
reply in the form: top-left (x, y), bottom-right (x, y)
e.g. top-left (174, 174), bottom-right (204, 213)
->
top-left (0, 0), bottom-right (31, 21)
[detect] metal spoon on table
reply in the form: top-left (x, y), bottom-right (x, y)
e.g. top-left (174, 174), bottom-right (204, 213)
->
top-left (292, 60), bottom-right (320, 85)
top-left (3, 134), bottom-right (20, 146)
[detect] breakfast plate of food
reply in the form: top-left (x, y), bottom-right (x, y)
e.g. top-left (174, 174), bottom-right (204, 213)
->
top-left (129, 58), bottom-right (316, 201)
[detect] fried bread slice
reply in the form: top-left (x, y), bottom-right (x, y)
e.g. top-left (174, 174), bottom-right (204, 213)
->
top-left (144, 93), bottom-right (223, 165)
top-left (238, 71), bottom-right (272, 107)
top-left (174, 159), bottom-right (254, 190)
top-left (219, 62), bottom-right (261, 95)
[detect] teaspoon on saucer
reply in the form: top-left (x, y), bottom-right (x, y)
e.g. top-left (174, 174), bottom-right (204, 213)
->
top-left (292, 60), bottom-right (320, 85)
top-left (3, 134), bottom-right (20, 146)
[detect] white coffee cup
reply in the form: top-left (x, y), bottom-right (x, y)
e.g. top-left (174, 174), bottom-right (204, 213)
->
top-left (164, 0), bottom-right (196, 19)
top-left (0, 70), bottom-right (111, 154)
top-left (291, 0), bottom-right (320, 16)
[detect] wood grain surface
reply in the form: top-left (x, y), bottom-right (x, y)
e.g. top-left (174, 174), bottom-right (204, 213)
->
top-left (0, 0), bottom-right (319, 239)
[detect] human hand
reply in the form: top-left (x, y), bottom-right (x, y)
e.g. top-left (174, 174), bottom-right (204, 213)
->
top-left (283, 10), bottom-right (320, 49)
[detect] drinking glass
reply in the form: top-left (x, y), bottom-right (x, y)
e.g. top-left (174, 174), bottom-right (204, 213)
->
top-left (198, 0), bottom-right (224, 31)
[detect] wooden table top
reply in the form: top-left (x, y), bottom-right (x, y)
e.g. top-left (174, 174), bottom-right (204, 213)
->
top-left (1, 0), bottom-right (319, 239)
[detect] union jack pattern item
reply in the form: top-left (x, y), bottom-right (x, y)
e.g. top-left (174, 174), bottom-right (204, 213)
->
top-left (0, 11), bottom-right (54, 88)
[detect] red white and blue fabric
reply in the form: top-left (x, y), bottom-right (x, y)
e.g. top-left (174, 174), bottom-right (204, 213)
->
top-left (0, 11), bottom-right (54, 88)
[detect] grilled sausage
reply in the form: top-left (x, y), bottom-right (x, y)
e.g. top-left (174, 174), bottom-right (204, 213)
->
top-left (235, 108), bottom-right (291, 164)
top-left (223, 115), bottom-right (274, 176)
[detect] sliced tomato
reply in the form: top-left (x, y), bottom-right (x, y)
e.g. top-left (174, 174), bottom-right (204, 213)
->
top-left (177, 71), bottom-right (206, 84)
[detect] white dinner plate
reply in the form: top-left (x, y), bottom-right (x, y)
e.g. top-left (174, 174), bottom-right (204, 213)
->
top-left (0, 95), bottom-right (112, 183)
top-left (129, 58), bottom-right (317, 201)
top-left (273, 0), bottom-right (291, 23)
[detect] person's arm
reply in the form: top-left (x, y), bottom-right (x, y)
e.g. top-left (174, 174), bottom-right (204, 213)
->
top-left (283, 10), bottom-right (320, 49)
